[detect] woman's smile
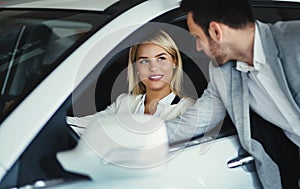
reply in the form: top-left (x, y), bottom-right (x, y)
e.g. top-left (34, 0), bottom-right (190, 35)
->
top-left (148, 74), bottom-right (164, 81)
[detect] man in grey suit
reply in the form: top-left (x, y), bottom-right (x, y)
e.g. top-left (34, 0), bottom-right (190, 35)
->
top-left (166, 0), bottom-right (300, 188)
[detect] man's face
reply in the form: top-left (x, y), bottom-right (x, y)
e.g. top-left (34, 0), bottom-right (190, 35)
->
top-left (187, 12), bottom-right (228, 66)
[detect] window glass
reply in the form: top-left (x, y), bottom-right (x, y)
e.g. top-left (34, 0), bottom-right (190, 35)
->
top-left (0, 10), bottom-right (103, 123)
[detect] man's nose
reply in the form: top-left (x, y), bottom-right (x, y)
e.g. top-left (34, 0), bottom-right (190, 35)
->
top-left (196, 40), bottom-right (203, 52)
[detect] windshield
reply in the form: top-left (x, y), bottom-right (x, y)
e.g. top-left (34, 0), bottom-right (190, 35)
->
top-left (0, 10), bottom-right (106, 123)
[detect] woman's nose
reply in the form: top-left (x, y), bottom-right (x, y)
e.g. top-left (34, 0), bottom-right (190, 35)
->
top-left (149, 61), bottom-right (159, 71)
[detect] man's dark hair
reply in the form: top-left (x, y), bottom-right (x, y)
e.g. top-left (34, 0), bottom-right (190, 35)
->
top-left (180, 0), bottom-right (254, 37)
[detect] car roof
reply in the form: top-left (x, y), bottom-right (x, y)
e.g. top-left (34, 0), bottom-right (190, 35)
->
top-left (0, 0), bottom-right (146, 11)
top-left (1, 0), bottom-right (299, 11)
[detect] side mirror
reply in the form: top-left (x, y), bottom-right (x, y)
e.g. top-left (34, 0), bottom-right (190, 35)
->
top-left (56, 114), bottom-right (169, 180)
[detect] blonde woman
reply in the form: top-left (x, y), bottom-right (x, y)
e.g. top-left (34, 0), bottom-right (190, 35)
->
top-left (67, 30), bottom-right (195, 135)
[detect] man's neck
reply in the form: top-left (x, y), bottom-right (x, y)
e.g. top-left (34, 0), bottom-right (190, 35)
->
top-left (230, 23), bottom-right (255, 66)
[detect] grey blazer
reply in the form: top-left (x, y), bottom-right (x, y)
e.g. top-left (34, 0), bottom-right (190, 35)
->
top-left (166, 20), bottom-right (300, 189)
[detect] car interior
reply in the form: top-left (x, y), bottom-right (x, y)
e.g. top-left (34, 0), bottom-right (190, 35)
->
top-left (1, 1), bottom-right (300, 188)
top-left (0, 23), bottom-right (52, 120)
top-left (0, 16), bottom-right (94, 124)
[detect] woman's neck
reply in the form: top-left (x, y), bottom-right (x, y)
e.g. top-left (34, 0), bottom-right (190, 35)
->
top-left (144, 88), bottom-right (171, 114)
top-left (145, 88), bottom-right (171, 104)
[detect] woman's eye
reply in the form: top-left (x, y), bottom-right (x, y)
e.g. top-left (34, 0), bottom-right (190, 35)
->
top-left (157, 57), bottom-right (166, 62)
top-left (139, 59), bottom-right (149, 64)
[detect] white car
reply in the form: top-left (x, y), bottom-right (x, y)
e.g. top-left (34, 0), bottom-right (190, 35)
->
top-left (0, 0), bottom-right (299, 188)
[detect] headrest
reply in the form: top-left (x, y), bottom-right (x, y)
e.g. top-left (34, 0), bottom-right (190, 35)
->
top-left (56, 113), bottom-right (169, 180)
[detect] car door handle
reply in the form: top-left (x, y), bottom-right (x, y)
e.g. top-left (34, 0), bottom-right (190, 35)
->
top-left (227, 155), bottom-right (255, 168)
top-left (18, 178), bottom-right (65, 189)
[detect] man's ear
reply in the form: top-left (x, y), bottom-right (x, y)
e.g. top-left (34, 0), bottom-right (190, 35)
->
top-left (208, 21), bottom-right (223, 42)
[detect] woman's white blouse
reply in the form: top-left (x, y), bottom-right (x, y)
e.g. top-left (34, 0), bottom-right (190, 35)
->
top-left (67, 93), bottom-right (195, 135)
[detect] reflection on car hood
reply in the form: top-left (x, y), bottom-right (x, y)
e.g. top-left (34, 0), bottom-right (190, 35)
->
top-left (57, 114), bottom-right (169, 181)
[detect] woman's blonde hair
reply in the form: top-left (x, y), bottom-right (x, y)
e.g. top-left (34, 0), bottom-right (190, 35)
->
top-left (128, 30), bottom-right (183, 96)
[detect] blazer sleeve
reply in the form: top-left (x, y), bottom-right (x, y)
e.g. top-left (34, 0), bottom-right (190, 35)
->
top-left (166, 63), bottom-right (227, 143)
top-left (178, 97), bottom-right (196, 115)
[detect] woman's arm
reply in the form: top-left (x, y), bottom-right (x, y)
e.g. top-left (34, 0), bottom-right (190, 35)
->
top-left (66, 93), bottom-right (128, 135)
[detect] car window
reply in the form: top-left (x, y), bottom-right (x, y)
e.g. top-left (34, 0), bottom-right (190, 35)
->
top-left (0, 10), bottom-right (105, 123)
top-left (252, 1), bottom-right (300, 22)
top-left (152, 9), bottom-right (236, 147)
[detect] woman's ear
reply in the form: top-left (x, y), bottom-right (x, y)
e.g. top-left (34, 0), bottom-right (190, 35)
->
top-left (172, 58), bottom-right (177, 68)
top-left (208, 21), bottom-right (223, 42)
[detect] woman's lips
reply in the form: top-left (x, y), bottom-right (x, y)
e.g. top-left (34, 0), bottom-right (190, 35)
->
top-left (148, 74), bottom-right (163, 81)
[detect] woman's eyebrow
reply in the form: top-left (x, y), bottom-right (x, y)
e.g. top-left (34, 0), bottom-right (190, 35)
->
top-left (137, 56), bottom-right (148, 60)
top-left (155, 53), bottom-right (167, 57)
top-left (137, 53), bottom-right (167, 60)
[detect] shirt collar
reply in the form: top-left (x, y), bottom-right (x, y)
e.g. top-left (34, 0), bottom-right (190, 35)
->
top-left (236, 22), bottom-right (266, 73)
top-left (253, 22), bottom-right (266, 69)
top-left (141, 92), bottom-right (176, 106)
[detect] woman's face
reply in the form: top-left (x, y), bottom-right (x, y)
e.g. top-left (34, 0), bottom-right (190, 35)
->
top-left (135, 43), bottom-right (176, 93)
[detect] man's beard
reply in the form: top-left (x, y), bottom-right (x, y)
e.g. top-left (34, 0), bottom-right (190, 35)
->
top-left (208, 39), bottom-right (227, 66)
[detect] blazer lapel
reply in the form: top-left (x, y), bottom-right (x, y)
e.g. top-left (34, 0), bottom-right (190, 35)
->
top-left (257, 21), bottom-right (297, 106)
top-left (230, 67), bottom-right (251, 150)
